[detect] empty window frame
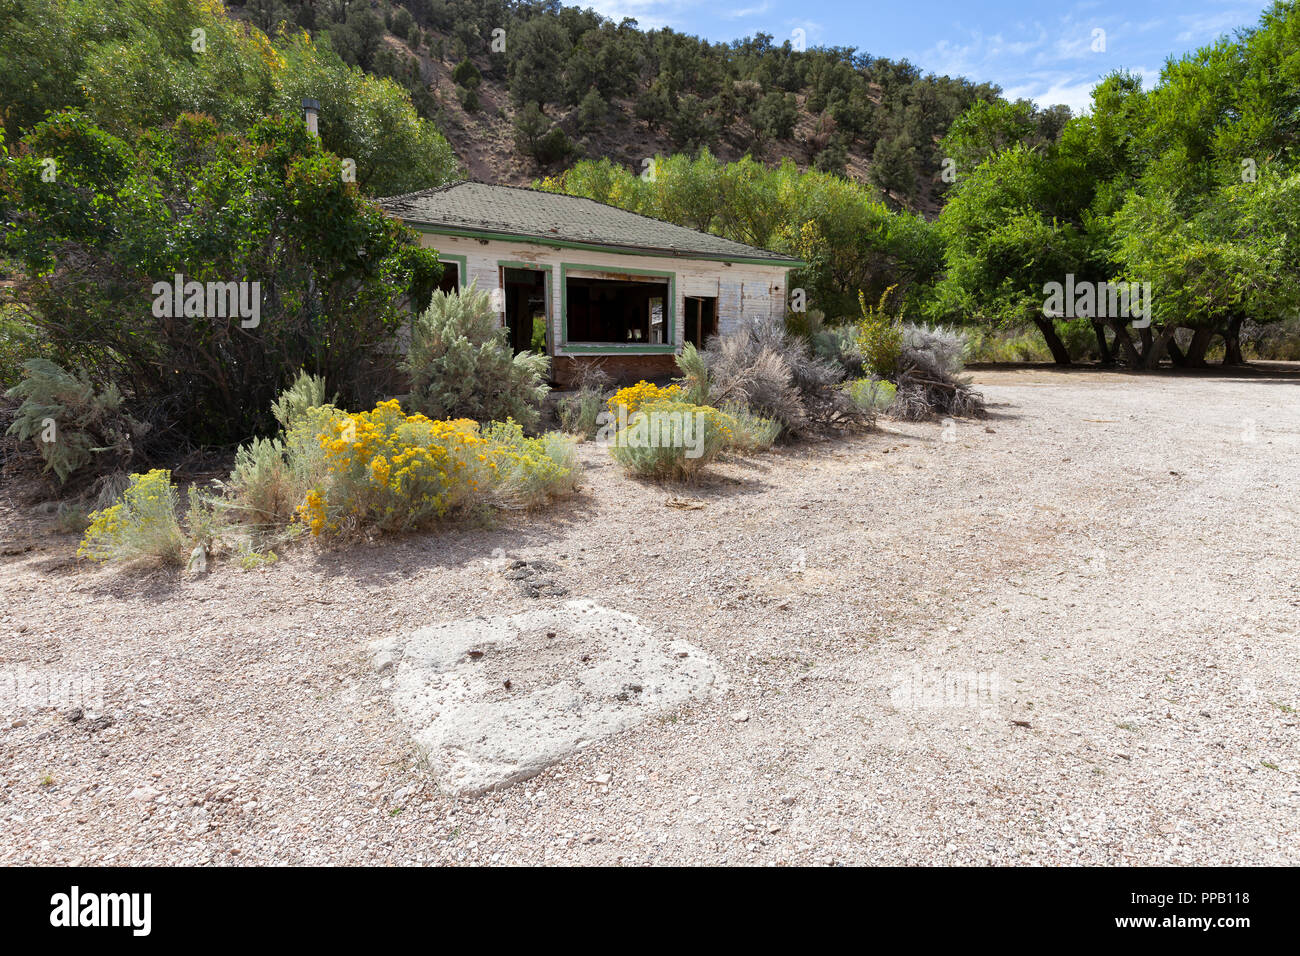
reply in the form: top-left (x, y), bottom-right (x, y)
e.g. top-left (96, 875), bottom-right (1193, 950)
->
top-left (565, 273), bottom-right (672, 346)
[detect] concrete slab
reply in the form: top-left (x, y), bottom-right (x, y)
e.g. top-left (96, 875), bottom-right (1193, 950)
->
top-left (369, 600), bottom-right (726, 796)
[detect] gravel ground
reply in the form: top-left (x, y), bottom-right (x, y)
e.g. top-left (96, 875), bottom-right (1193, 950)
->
top-left (1, 366), bottom-right (1298, 866)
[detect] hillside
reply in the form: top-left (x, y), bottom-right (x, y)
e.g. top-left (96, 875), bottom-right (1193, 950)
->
top-left (228, 0), bottom-right (1070, 215)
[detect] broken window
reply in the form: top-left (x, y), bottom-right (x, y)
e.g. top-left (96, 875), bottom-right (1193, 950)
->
top-left (565, 275), bottom-right (670, 345)
top-left (436, 261), bottom-right (460, 295)
top-left (684, 296), bottom-right (718, 347)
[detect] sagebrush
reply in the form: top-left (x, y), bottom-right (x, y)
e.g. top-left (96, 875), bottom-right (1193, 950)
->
top-left (404, 283), bottom-right (549, 430)
top-left (4, 358), bottom-right (142, 484)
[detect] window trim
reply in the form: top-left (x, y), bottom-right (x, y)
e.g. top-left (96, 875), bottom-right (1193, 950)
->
top-left (560, 262), bottom-right (677, 354)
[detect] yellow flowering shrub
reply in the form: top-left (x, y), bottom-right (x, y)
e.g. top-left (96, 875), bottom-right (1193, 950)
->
top-left (298, 400), bottom-right (489, 534)
top-left (78, 469), bottom-right (187, 564)
top-left (481, 419), bottom-right (580, 508)
top-left (294, 402), bottom-right (579, 535)
top-left (607, 380), bottom-right (682, 417)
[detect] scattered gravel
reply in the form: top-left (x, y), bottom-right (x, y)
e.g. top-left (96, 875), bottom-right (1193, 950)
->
top-left (0, 366), bottom-right (1297, 865)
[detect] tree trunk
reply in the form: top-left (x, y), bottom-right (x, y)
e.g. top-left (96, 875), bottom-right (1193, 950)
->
top-left (1091, 320), bottom-right (1114, 365)
top-left (1222, 315), bottom-right (1245, 365)
top-left (1142, 325), bottom-right (1175, 369)
top-left (1109, 320), bottom-right (1143, 366)
top-left (1185, 327), bottom-right (1213, 367)
top-left (1138, 325), bottom-right (1154, 356)
top-left (1167, 338), bottom-right (1186, 367)
top-left (1032, 316), bottom-right (1072, 365)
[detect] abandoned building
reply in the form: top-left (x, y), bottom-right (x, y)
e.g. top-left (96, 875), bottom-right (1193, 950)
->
top-left (379, 181), bottom-right (804, 386)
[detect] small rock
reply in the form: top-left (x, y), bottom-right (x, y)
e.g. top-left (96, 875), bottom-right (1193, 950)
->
top-left (730, 710), bottom-right (750, 723)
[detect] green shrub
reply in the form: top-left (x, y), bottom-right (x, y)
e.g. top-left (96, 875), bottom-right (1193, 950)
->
top-left (225, 437), bottom-right (298, 528)
top-left (965, 326), bottom-right (1053, 363)
top-left (844, 377), bottom-right (896, 414)
top-left (812, 324), bottom-right (866, 377)
top-left (223, 373), bottom-right (342, 530)
top-left (608, 400), bottom-right (733, 481)
top-left (784, 308), bottom-right (827, 340)
top-left (0, 301), bottom-right (51, 390)
top-left (234, 543), bottom-right (279, 570)
top-left (404, 283), bottom-right (550, 430)
top-left (4, 112), bottom-right (443, 446)
top-left (4, 358), bottom-right (141, 483)
top-left (556, 386), bottom-right (604, 439)
top-left (855, 286), bottom-right (903, 376)
top-left (78, 469), bottom-right (186, 565)
top-left (721, 404), bottom-right (780, 452)
top-left (675, 343), bottom-right (711, 405)
top-left (271, 370), bottom-right (329, 432)
top-left (482, 420), bottom-right (580, 509)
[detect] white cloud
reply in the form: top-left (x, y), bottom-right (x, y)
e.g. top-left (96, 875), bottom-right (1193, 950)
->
top-left (724, 2), bottom-right (773, 19)
top-left (579, 0), bottom-right (690, 31)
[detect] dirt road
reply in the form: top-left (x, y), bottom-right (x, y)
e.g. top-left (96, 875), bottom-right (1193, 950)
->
top-left (2, 366), bottom-right (1297, 864)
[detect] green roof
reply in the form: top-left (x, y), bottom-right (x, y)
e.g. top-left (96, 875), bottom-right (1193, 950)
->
top-left (379, 181), bottom-right (804, 266)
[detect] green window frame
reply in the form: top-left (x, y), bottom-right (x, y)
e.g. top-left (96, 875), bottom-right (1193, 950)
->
top-left (560, 262), bottom-right (677, 354)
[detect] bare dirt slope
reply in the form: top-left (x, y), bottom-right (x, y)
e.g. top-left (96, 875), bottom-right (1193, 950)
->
top-left (1, 367), bottom-right (1297, 865)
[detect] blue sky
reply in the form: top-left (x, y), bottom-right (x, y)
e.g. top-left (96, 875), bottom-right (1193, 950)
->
top-left (581, 0), bottom-right (1271, 112)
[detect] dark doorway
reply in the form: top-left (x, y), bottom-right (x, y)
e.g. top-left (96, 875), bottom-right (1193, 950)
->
top-left (502, 267), bottom-right (548, 354)
top-left (685, 296), bottom-right (718, 348)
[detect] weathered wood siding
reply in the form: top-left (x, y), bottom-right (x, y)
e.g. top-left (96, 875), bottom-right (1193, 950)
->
top-left (416, 232), bottom-right (790, 359)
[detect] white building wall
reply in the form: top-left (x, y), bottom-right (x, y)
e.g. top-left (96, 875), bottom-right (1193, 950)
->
top-left (416, 231), bottom-right (791, 355)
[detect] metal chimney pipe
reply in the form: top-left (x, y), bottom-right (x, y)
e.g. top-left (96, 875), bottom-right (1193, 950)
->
top-left (302, 98), bottom-right (320, 136)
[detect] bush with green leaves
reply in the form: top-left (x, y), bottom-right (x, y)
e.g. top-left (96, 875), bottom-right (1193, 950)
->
top-left (4, 358), bottom-right (142, 483)
top-left (811, 324), bottom-right (866, 377)
top-left (720, 404), bottom-right (781, 452)
top-left (0, 0), bottom-right (458, 196)
top-left (222, 372), bottom-right (341, 531)
top-left (608, 399), bottom-right (733, 481)
top-left (855, 286), bottom-right (904, 377)
top-left (674, 343), bottom-right (711, 406)
top-left (2, 111), bottom-right (442, 445)
top-left (77, 469), bottom-right (187, 565)
top-left (0, 298), bottom-right (51, 390)
top-left (481, 420), bottom-right (580, 509)
top-left (556, 386), bottom-right (605, 439)
top-left (844, 377), bottom-right (896, 417)
top-left (404, 283), bottom-right (550, 430)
